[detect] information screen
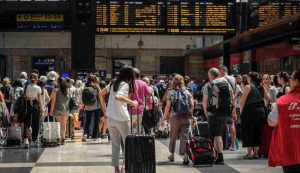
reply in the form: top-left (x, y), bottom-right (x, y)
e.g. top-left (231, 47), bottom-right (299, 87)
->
top-left (96, 0), bottom-right (236, 34)
top-left (16, 14), bottom-right (64, 31)
top-left (250, 0), bottom-right (300, 29)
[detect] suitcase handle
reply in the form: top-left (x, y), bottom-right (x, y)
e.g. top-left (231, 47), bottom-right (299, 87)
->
top-left (46, 115), bottom-right (56, 123)
top-left (190, 121), bottom-right (200, 138)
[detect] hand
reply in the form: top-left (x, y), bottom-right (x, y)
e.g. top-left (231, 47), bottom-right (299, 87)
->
top-left (192, 116), bottom-right (197, 123)
top-left (232, 112), bottom-right (237, 122)
top-left (49, 110), bottom-right (54, 116)
top-left (160, 119), bottom-right (166, 126)
top-left (131, 100), bottom-right (138, 108)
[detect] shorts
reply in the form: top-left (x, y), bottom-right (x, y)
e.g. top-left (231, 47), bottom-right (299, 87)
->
top-left (208, 115), bottom-right (227, 138)
top-left (226, 117), bottom-right (234, 125)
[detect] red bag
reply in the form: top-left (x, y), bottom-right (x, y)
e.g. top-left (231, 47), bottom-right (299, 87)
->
top-left (259, 125), bottom-right (273, 158)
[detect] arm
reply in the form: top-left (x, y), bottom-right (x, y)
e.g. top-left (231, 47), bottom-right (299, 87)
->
top-left (262, 85), bottom-right (271, 103)
top-left (285, 86), bottom-right (291, 94)
top-left (99, 88), bottom-right (109, 115)
top-left (37, 93), bottom-right (43, 115)
top-left (50, 90), bottom-right (57, 115)
top-left (162, 100), bottom-right (171, 122)
top-left (115, 95), bottom-right (137, 107)
top-left (44, 90), bottom-right (50, 106)
top-left (240, 85), bottom-right (250, 114)
top-left (189, 94), bottom-right (195, 119)
top-left (202, 95), bottom-right (208, 117)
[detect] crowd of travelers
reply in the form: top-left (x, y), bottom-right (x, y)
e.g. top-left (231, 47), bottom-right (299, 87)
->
top-left (0, 66), bottom-right (299, 173)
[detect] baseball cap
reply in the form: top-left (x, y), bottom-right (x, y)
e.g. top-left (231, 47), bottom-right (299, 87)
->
top-left (20, 72), bottom-right (28, 79)
top-left (47, 71), bottom-right (57, 81)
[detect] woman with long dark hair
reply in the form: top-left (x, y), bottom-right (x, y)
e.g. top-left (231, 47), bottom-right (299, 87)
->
top-left (276, 71), bottom-right (291, 98)
top-left (50, 77), bottom-right (71, 145)
top-left (99, 66), bottom-right (138, 173)
top-left (82, 74), bottom-right (102, 142)
top-left (240, 72), bottom-right (269, 159)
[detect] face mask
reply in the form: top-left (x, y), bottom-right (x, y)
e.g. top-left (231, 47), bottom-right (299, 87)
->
top-left (31, 79), bottom-right (35, 83)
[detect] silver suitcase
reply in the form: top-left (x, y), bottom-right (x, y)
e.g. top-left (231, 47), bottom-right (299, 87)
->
top-left (7, 127), bottom-right (22, 145)
top-left (41, 116), bottom-right (61, 146)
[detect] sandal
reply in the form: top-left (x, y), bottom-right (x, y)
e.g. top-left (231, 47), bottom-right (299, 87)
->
top-left (242, 154), bottom-right (253, 160)
top-left (168, 155), bottom-right (174, 162)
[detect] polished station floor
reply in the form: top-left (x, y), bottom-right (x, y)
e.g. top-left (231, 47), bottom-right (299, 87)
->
top-left (0, 131), bottom-right (283, 173)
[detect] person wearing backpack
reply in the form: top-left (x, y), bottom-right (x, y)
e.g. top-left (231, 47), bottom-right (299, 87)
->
top-left (161, 74), bottom-right (195, 165)
top-left (202, 68), bottom-right (236, 164)
top-left (81, 74), bottom-right (102, 142)
top-left (9, 79), bottom-right (24, 127)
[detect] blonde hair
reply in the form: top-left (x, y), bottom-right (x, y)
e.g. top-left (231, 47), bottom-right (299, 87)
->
top-left (142, 77), bottom-right (150, 85)
top-left (171, 74), bottom-right (186, 90)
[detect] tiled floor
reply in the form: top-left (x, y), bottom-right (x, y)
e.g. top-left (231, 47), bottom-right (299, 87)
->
top-left (0, 132), bottom-right (283, 173)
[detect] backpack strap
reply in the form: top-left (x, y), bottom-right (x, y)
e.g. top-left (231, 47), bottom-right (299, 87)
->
top-left (224, 76), bottom-right (235, 92)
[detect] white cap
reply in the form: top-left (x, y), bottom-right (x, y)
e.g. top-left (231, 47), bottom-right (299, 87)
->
top-left (39, 75), bottom-right (47, 83)
top-left (47, 71), bottom-right (57, 81)
top-left (20, 72), bottom-right (28, 79)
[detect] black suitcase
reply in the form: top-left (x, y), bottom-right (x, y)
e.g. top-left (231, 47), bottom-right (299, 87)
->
top-left (125, 110), bottom-right (156, 173)
top-left (194, 121), bottom-right (210, 139)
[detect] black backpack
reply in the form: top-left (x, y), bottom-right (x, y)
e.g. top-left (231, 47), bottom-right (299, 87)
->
top-left (0, 85), bottom-right (10, 101)
top-left (208, 79), bottom-right (232, 117)
top-left (82, 87), bottom-right (97, 106)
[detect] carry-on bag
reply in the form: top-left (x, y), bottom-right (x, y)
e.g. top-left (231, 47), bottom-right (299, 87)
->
top-left (258, 125), bottom-right (273, 158)
top-left (6, 126), bottom-right (22, 146)
top-left (125, 109), bottom-right (156, 173)
top-left (187, 123), bottom-right (215, 166)
top-left (66, 115), bottom-right (75, 140)
top-left (41, 116), bottom-right (61, 146)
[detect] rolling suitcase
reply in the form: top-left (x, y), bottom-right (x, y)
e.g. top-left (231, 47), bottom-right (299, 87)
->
top-left (66, 116), bottom-right (75, 140)
top-left (187, 123), bottom-right (214, 166)
top-left (193, 121), bottom-right (210, 139)
top-left (41, 116), bottom-right (61, 146)
top-left (125, 109), bottom-right (156, 173)
top-left (6, 127), bottom-right (22, 146)
top-left (258, 125), bottom-right (273, 158)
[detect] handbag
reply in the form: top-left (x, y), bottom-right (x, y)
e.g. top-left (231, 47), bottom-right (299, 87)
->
top-left (69, 97), bottom-right (79, 110)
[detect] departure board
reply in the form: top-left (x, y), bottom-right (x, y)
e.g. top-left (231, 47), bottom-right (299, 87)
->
top-left (96, 0), bottom-right (236, 34)
top-left (250, 0), bottom-right (300, 29)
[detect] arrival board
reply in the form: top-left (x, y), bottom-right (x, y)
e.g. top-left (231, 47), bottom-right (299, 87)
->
top-left (96, 0), bottom-right (236, 34)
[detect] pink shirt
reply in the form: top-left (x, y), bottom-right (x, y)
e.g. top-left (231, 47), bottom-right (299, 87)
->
top-left (130, 80), bottom-right (151, 115)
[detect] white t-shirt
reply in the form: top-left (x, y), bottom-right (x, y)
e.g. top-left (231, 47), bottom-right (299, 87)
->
top-left (25, 84), bottom-right (41, 99)
top-left (105, 82), bottom-right (130, 122)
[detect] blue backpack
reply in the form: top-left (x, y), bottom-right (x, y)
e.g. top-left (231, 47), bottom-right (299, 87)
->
top-left (172, 89), bottom-right (190, 115)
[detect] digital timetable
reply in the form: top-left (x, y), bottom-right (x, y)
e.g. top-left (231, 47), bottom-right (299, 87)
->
top-left (250, 0), bottom-right (300, 29)
top-left (96, 0), bottom-right (236, 34)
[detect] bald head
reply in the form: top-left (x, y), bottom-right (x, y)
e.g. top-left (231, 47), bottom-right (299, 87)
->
top-left (208, 68), bottom-right (219, 81)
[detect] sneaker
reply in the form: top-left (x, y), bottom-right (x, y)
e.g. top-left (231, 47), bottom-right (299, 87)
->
top-left (229, 146), bottom-right (236, 151)
top-left (214, 153), bottom-right (225, 165)
top-left (24, 138), bottom-right (29, 149)
top-left (82, 135), bottom-right (87, 142)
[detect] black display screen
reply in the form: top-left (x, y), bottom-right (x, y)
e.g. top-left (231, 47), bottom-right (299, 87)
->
top-left (249, 0), bottom-right (300, 29)
top-left (96, 0), bottom-right (236, 34)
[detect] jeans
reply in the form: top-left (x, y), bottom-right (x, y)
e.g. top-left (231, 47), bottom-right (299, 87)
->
top-left (24, 100), bottom-right (40, 142)
top-left (83, 109), bottom-right (100, 138)
top-left (107, 117), bottom-right (130, 166)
